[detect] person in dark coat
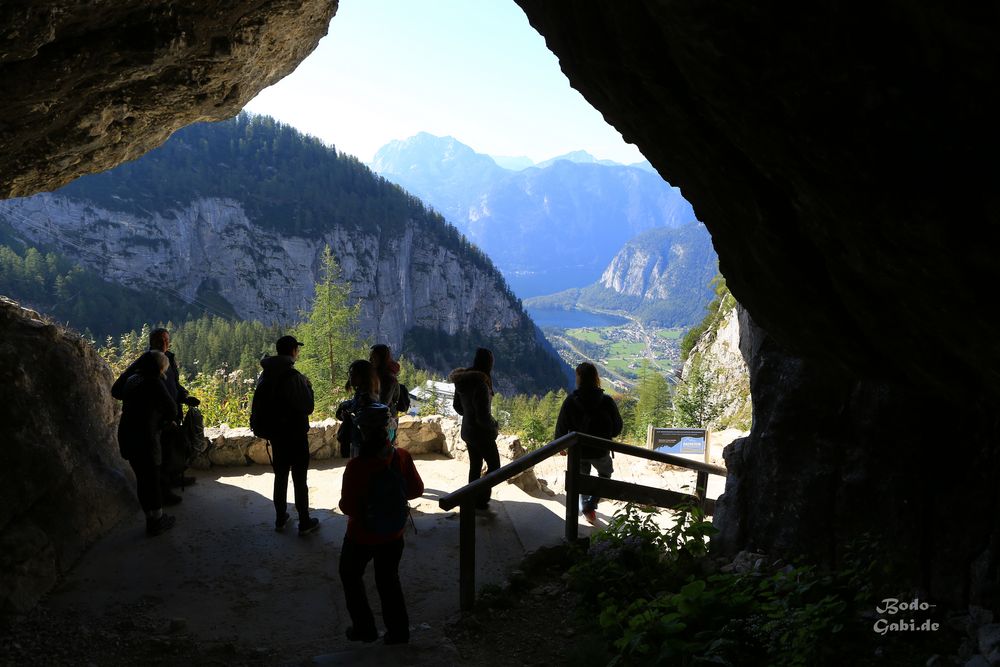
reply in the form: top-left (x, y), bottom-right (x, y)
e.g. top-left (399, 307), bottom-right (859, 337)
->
top-left (336, 359), bottom-right (381, 458)
top-left (553, 362), bottom-right (624, 524)
top-left (116, 328), bottom-right (201, 496)
top-left (258, 335), bottom-right (319, 535)
top-left (369, 344), bottom-right (401, 442)
top-left (113, 350), bottom-right (178, 536)
top-left (338, 403), bottom-right (424, 645)
top-left (448, 348), bottom-right (500, 510)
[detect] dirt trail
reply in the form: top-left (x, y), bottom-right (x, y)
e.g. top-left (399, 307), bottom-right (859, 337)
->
top-left (16, 446), bottom-right (733, 665)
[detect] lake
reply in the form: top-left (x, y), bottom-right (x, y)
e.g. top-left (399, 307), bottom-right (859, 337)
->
top-left (526, 307), bottom-right (629, 329)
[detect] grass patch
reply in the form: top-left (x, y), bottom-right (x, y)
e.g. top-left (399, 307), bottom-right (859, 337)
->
top-left (657, 328), bottom-right (684, 340)
top-left (566, 328), bottom-right (604, 344)
top-left (610, 341), bottom-right (645, 356)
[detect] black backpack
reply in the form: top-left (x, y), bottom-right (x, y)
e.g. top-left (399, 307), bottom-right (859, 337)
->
top-left (396, 383), bottom-right (411, 414)
top-left (363, 448), bottom-right (408, 535)
top-left (250, 371), bottom-right (289, 440)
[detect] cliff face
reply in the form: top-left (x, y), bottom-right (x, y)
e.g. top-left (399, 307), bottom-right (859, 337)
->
top-left (0, 194), bottom-right (523, 354)
top-left (0, 297), bottom-right (135, 616)
top-left (680, 303), bottom-right (751, 431)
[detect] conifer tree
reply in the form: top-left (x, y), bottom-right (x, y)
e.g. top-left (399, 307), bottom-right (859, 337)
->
top-left (294, 246), bottom-right (364, 416)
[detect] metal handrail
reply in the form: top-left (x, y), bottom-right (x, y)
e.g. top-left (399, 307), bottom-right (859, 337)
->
top-left (437, 431), bottom-right (728, 610)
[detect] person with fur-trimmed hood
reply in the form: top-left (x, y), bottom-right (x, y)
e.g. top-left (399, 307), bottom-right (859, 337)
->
top-left (448, 347), bottom-right (500, 510)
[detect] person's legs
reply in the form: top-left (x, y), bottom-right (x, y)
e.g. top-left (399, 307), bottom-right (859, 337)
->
top-left (339, 536), bottom-right (378, 640)
top-left (581, 453), bottom-right (614, 511)
top-left (289, 434), bottom-right (311, 521)
top-left (129, 456), bottom-right (162, 513)
top-left (578, 458), bottom-right (594, 510)
top-left (271, 442), bottom-right (291, 520)
top-left (478, 438), bottom-right (501, 507)
top-left (373, 538), bottom-right (408, 642)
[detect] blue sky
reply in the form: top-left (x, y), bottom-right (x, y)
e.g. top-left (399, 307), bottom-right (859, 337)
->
top-left (243, 0), bottom-right (645, 165)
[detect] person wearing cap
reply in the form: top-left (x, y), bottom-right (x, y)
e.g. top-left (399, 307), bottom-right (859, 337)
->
top-left (258, 335), bottom-right (319, 535)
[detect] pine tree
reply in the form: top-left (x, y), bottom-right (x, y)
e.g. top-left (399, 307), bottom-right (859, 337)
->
top-left (294, 246), bottom-right (364, 416)
top-left (632, 363), bottom-right (673, 440)
top-left (673, 355), bottom-right (724, 428)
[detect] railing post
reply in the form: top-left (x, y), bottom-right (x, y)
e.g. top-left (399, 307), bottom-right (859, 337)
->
top-left (459, 501), bottom-right (476, 611)
top-left (695, 470), bottom-right (708, 511)
top-left (565, 439), bottom-right (580, 541)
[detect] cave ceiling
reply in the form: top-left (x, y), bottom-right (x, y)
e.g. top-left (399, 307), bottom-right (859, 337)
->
top-left (0, 0), bottom-right (338, 199)
top-left (2, 1), bottom-right (997, 402)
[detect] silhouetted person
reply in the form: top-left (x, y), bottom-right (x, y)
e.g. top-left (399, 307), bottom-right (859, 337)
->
top-left (336, 359), bottom-right (380, 458)
top-left (148, 327), bottom-right (200, 492)
top-left (258, 335), bottom-right (319, 535)
top-left (369, 344), bottom-right (401, 442)
top-left (113, 350), bottom-right (177, 536)
top-left (338, 402), bottom-right (424, 645)
top-left (449, 347), bottom-right (500, 510)
top-left (554, 362), bottom-right (623, 524)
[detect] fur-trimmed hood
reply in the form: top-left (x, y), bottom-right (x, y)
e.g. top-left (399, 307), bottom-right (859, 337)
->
top-left (448, 368), bottom-right (493, 394)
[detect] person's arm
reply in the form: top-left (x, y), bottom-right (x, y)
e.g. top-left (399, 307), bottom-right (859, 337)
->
top-left (553, 398), bottom-right (570, 440)
top-left (288, 371), bottom-right (315, 416)
top-left (452, 391), bottom-right (464, 416)
top-left (338, 461), bottom-right (364, 517)
top-left (399, 450), bottom-right (425, 500)
top-left (110, 357), bottom-right (141, 400)
top-left (607, 396), bottom-right (624, 438)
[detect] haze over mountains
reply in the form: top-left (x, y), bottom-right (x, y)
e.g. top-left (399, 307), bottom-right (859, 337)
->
top-left (372, 133), bottom-right (700, 297)
top-left (0, 115), bottom-right (566, 394)
top-left (525, 223), bottom-right (719, 328)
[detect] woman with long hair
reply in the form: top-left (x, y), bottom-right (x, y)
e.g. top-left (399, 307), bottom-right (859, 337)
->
top-left (448, 348), bottom-right (500, 510)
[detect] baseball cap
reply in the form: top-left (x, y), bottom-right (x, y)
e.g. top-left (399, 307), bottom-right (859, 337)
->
top-left (276, 335), bottom-right (304, 355)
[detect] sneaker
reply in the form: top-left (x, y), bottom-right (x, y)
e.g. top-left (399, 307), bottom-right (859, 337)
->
top-left (583, 508), bottom-right (597, 525)
top-left (146, 514), bottom-right (176, 536)
top-left (298, 517), bottom-right (320, 535)
top-left (345, 626), bottom-right (378, 643)
top-left (275, 512), bottom-right (290, 532)
top-left (162, 491), bottom-right (183, 507)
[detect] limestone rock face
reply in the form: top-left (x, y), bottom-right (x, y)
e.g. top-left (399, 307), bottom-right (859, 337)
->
top-left (515, 1), bottom-right (1000, 605)
top-left (0, 0), bottom-right (338, 198)
top-left (0, 194), bottom-right (524, 356)
top-left (680, 303), bottom-right (751, 430)
top-left (0, 297), bottom-right (135, 616)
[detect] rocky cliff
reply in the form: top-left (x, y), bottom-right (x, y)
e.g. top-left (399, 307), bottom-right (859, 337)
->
top-left (0, 194), bottom-right (521, 352)
top-left (0, 297), bottom-right (135, 616)
top-left (680, 302), bottom-right (751, 430)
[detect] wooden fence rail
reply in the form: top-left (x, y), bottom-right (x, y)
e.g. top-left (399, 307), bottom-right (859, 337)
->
top-left (436, 432), bottom-right (728, 611)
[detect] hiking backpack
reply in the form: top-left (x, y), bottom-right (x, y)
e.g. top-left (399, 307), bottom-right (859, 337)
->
top-left (249, 371), bottom-right (288, 440)
top-left (363, 448), bottom-right (409, 535)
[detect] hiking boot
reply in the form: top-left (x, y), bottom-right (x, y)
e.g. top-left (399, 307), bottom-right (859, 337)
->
top-left (171, 475), bottom-right (197, 488)
top-left (345, 626), bottom-right (378, 643)
top-left (275, 512), bottom-right (290, 532)
top-left (298, 517), bottom-right (320, 535)
top-left (162, 491), bottom-right (183, 507)
top-left (146, 514), bottom-right (176, 536)
top-left (583, 508), bottom-right (597, 525)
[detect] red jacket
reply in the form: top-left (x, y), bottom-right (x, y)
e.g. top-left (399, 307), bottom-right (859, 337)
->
top-left (339, 446), bottom-right (424, 544)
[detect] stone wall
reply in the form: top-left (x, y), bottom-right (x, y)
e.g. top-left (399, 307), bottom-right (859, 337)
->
top-left (192, 414), bottom-right (545, 494)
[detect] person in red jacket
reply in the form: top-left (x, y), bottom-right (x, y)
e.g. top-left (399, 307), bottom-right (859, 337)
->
top-left (338, 401), bottom-right (424, 645)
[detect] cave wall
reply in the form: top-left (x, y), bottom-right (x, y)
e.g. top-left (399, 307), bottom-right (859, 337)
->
top-left (0, 0), bottom-right (338, 615)
top-left (0, 298), bottom-right (137, 616)
top-left (513, 1), bottom-right (1000, 605)
top-left (0, 0), bottom-right (338, 198)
